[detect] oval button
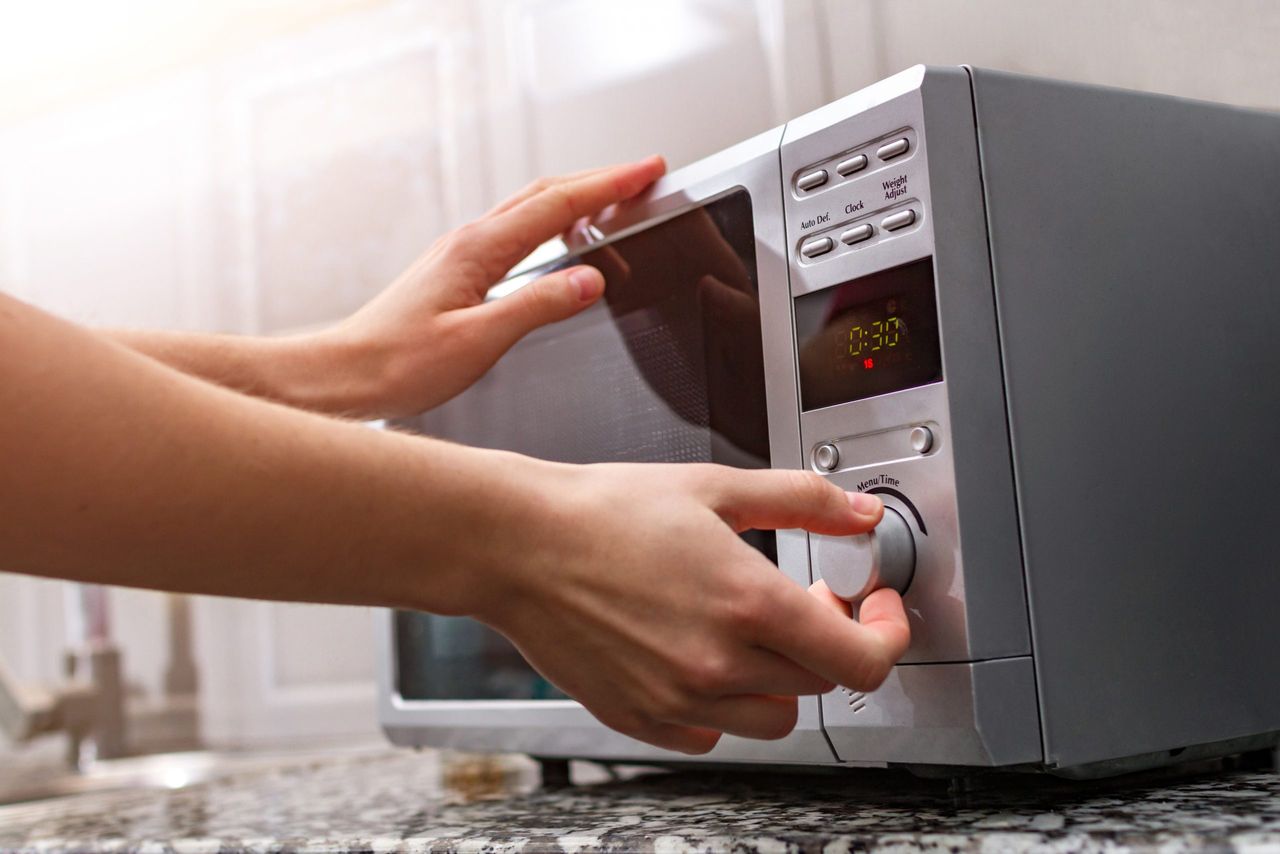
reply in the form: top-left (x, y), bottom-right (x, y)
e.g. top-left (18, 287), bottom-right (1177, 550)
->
top-left (797, 169), bottom-right (828, 192)
top-left (881, 209), bottom-right (917, 231)
top-left (800, 236), bottom-right (834, 258)
top-left (876, 137), bottom-right (910, 160)
top-left (836, 154), bottom-right (868, 176)
top-left (841, 223), bottom-right (874, 245)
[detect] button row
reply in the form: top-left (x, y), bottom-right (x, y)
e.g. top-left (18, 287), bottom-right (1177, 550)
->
top-left (813, 426), bottom-right (934, 474)
top-left (799, 207), bottom-right (919, 260)
top-left (796, 135), bottom-right (910, 194)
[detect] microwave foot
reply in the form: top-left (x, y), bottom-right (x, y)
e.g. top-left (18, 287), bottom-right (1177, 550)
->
top-left (534, 757), bottom-right (572, 789)
top-left (947, 774), bottom-right (978, 797)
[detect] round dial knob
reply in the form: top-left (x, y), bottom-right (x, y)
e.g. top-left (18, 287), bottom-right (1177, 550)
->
top-left (816, 506), bottom-right (916, 604)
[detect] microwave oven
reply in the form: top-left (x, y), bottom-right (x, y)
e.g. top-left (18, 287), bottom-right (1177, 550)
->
top-left (376, 66), bottom-right (1280, 777)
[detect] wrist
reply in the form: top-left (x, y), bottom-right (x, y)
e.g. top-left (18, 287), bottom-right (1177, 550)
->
top-left (418, 448), bottom-right (581, 624)
top-left (273, 328), bottom-right (392, 419)
top-left (357, 435), bottom-right (567, 619)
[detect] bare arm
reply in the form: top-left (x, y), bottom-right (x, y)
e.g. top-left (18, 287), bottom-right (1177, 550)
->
top-left (1, 291), bottom-right (517, 613)
top-left (98, 329), bottom-right (382, 419)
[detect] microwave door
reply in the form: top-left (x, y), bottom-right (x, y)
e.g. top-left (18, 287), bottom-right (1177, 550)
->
top-left (393, 188), bottom-right (778, 705)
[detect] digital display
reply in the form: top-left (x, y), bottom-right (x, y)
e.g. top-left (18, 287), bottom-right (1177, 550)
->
top-left (794, 257), bottom-right (942, 410)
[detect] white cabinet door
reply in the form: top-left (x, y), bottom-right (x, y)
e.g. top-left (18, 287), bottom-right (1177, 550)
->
top-left (191, 9), bottom-right (466, 748)
top-left (477, 0), bottom-right (828, 198)
top-left (192, 598), bottom-right (379, 748)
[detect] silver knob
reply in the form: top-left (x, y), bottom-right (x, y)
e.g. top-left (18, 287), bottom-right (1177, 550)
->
top-left (814, 506), bottom-right (916, 604)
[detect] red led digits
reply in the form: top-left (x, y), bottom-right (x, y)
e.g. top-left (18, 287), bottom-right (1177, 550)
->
top-left (864, 358), bottom-right (875, 370)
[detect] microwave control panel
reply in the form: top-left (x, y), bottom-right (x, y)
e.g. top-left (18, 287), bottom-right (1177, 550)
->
top-left (778, 83), bottom-right (969, 671)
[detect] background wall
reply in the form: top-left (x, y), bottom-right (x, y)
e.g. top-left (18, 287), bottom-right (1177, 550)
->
top-left (1, 0), bottom-right (1277, 754)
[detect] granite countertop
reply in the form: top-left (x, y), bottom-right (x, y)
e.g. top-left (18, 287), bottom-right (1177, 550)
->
top-left (0, 746), bottom-right (1278, 852)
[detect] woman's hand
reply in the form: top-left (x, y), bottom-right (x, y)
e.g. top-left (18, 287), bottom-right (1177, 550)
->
top-left (471, 460), bottom-right (911, 754)
top-left (105, 157), bottom-right (666, 420)
top-left (315, 157), bottom-right (667, 418)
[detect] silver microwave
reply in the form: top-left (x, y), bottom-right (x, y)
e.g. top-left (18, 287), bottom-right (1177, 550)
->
top-left (376, 66), bottom-right (1280, 777)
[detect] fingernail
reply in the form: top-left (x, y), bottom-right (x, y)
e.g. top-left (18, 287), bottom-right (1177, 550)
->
top-left (848, 492), bottom-right (882, 515)
top-left (569, 268), bottom-right (602, 301)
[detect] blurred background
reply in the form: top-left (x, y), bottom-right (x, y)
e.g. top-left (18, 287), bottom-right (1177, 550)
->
top-left (1, 0), bottom-right (1278, 761)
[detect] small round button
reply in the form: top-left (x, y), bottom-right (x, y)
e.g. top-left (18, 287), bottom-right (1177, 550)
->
top-left (814, 443), bottom-right (840, 472)
top-left (909, 426), bottom-right (934, 455)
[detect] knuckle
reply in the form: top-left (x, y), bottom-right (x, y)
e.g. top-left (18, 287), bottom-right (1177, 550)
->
top-left (722, 579), bottom-right (772, 636)
top-left (544, 184), bottom-right (579, 220)
top-left (785, 470), bottom-right (833, 508)
top-left (522, 176), bottom-right (553, 197)
top-left (440, 224), bottom-right (485, 265)
top-left (489, 229), bottom-right (532, 266)
top-left (648, 686), bottom-right (695, 723)
top-left (681, 652), bottom-right (731, 694)
top-left (450, 221), bottom-right (485, 247)
top-left (644, 690), bottom-right (677, 722)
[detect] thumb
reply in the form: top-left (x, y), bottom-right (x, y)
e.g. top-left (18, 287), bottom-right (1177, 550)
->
top-left (480, 265), bottom-right (604, 348)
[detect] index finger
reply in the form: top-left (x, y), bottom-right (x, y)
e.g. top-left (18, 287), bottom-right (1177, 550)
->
top-left (481, 156), bottom-right (666, 278)
top-left (757, 580), bottom-right (910, 692)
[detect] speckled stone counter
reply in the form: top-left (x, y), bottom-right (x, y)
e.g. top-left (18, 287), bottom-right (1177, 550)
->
top-left (1, 747), bottom-right (1277, 852)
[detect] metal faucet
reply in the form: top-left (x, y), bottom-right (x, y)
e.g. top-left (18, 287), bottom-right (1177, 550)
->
top-left (0, 584), bottom-right (128, 767)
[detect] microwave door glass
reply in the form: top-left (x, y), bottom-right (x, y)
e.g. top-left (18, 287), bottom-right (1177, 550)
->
top-left (394, 189), bottom-right (776, 702)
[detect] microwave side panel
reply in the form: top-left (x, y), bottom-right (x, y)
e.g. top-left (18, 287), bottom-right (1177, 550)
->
top-left (972, 68), bottom-right (1280, 770)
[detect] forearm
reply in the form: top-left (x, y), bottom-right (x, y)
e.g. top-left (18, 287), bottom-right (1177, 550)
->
top-left (105, 327), bottom-right (387, 418)
top-left (3, 295), bottom-right (549, 614)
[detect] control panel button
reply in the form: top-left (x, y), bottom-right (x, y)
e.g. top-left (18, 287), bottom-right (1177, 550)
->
top-left (797, 169), bottom-right (828, 192)
top-left (876, 137), bottom-right (910, 160)
top-left (881, 209), bottom-right (917, 231)
top-left (840, 223), bottom-right (874, 245)
top-left (814, 442), bottom-right (840, 472)
top-left (800, 236), bottom-right (834, 258)
top-left (814, 506), bottom-right (916, 604)
top-left (835, 154), bottom-right (868, 176)
top-left (909, 426), bottom-right (934, 454)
